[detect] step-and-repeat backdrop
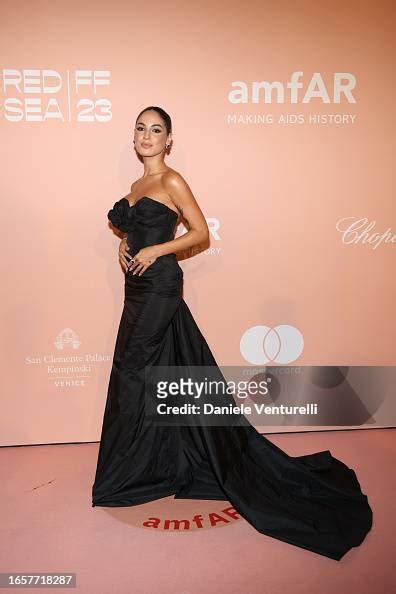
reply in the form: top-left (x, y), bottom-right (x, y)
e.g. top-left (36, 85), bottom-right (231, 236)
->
top-left (1, 0), bottom-right (394, 445)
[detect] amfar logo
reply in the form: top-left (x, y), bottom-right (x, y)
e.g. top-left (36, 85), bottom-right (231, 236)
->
top-left (111, 500), bottom-right (242, 533)
top-left (54, 328), bottom-right (81, 350)
top-left (175, 217), bottom-right (222, 262)
top-left (240, 325), bottom-right (304, 365)
top-left (176, 217), bottom-right (220, 242)
top-left (142, 506), bottom-right (240, 531)
top-left (336, 217), bottom-right (396, 249)
top-left (2, 69), bottom-right (112, 122)
top-left (229, 72), bottom-right (356, 104)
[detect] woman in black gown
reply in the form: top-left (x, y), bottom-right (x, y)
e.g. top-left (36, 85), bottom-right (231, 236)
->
top-left (92, 105), bottom-right (373, 561)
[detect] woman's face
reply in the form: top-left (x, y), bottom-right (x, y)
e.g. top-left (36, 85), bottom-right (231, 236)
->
top-left (134, 111), bottom-right (170, 156)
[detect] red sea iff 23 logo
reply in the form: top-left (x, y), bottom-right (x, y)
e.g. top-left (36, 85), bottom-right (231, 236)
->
top-left (2, 69), bottom-right (112, 123)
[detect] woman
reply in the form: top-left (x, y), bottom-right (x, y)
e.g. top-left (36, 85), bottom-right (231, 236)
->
top-left (92, 106), bottom-right (373, 561)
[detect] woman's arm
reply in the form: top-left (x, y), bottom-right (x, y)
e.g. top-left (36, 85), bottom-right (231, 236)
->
top-left (118, 236), bottom-right (131, 272)
top-left (154, 173), bottom-right (209, 258)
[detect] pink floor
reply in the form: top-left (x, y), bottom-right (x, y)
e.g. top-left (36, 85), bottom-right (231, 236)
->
top-left (0, 429), bottom-right (394, 594)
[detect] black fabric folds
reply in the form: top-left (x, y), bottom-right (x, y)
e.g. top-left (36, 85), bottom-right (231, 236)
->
top-left (92, 196), bottom-right (373, 561)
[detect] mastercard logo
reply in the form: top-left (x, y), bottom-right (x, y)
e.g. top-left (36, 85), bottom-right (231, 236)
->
top-left (240, 325), bottom-right (304, 364)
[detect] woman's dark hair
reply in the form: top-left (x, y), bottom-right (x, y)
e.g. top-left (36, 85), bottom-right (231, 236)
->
top-left (135, 106), bottom-right (172, 135)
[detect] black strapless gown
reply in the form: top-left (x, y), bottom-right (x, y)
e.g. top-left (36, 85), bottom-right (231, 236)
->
top-left (92, 195), bottom-right (373, 561)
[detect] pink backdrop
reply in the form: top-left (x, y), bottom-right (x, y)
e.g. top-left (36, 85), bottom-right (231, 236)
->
top-left (0, 0), bottom-right (394, 445)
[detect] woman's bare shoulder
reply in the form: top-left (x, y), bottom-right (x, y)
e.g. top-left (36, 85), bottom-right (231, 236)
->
top-left (128, 168), bottom-right (183, 189)
top-left (163, 168), bottom-right (191, 192)
top-left (130, 179), bottom-right (139, 191)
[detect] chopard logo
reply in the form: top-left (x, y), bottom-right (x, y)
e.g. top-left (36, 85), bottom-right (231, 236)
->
top-left (336, 217), bottom-right (396, 249)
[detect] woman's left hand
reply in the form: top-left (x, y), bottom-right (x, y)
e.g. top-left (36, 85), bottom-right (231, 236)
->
top-left (128, 245), bottom-right (161, 276)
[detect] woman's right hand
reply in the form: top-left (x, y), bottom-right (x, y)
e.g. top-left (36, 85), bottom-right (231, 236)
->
top-left (119, 237), bottom-right (133, 272)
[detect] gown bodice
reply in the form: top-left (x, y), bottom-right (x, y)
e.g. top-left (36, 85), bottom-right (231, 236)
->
top-left (107, 195), bottom-right (183, 292)
top-left (107, 196), bottom-right (179, 255)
